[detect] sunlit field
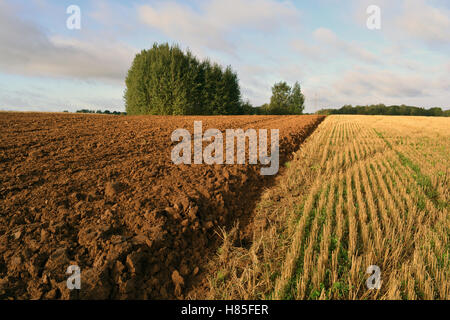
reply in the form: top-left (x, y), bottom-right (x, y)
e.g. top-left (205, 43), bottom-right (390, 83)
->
top-left (210, 115), bottom-right (449, 300)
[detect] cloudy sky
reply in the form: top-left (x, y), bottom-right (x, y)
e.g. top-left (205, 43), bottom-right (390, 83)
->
top-left (0, 0), bottom-right (449, 113)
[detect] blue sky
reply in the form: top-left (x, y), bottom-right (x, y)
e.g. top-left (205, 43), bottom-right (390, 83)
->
top-left (0, 0), bottom-right (449, 113)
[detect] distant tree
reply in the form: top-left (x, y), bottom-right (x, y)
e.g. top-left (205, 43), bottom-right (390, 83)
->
top-left (240, 100), bottom-right (255, 115)
top-left (75, 109), bottom-right (125, 115)
top-left (266, 81), bottom-right (306, 115)
top-left (316, 104), bottom-right (449, 117)
top-left (254, 103), bottom-right (269, 115)
top-left (269, 81), bottom-right (292, 114)
top-left (76, 109), bottom-right (93, 113)
top-left (428, 107), bottom-right (443, 117)
top-left (316, 108), bottom-right (333, 115)
top-left (288, 82), bottom-right (305, 114)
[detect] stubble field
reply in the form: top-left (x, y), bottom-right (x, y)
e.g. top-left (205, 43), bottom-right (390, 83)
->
top-left (210, 115), bottom-right (449, 300)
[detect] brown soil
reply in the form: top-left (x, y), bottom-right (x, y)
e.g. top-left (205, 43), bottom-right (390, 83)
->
top-left (0, 112), bottom-right (324, 299)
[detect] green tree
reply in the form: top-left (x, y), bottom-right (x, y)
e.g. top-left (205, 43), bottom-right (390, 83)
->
top-left (269, 81), bottom-right (291, 114)
top-left (267, 81), bottom-right (306, 115)
top-left (124, 43), bottom-right (242, 116)
top-left (221, 66), bottom-right (242, 115)
top-left (289, 81), bottom-right (305, 114)
top-left (255, 103), bottom-right (269, 115)
top-left (241, 100), bottom-right (255, 115)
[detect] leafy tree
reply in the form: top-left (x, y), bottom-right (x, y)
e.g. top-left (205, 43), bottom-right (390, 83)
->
top-left (240, 100), bottom-right (256, 115)
top-left (221, 66), bottom-right (242, 115)
top-left (289, 81), bottom-right (305, 114)
top-left (267, 81), bottom-right (305, 115)
top-left (428, 107), bottom-right (443, 117)
top-left (254, 103), bottom-right (269, 115)
top-left (269, 81), bottom-right (292, 114)
top-left (124, 43), bottom-right (242, 115)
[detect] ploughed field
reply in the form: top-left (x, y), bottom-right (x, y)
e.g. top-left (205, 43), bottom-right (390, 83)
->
top-left (0, 112), bottom-right (324, 299)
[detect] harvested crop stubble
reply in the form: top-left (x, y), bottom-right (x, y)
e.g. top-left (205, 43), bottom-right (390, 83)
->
top-left (0, 112), bottom-right (324, 299)
top-left (210, 115), bottom-right (449, 300)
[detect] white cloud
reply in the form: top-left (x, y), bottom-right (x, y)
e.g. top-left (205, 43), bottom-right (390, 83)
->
top-left (397, 0), bottom-right (450, 46)
top-left (334, 68), bottom-right (426, 98)
top-left (138, 0), bottom-right (301, 53)
top-left (205, 0), bottom-right (300, 30)
top-left (351, 0), bottom-right (450, 48)
top-left (0, 1), bottom-right (137, 82)
top-left (291, 39), bottom-right (325, 61)
top-left (138, 2), bottom-right (230, 52)
top-left (304, 64), bottom-right (450, 111)
top-left (313, 28), bottom-right (381, 64)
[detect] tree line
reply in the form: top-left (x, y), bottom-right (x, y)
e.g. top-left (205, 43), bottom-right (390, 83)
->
top-left (74, 109), bottom-right (126, 115)
top-left (316, 104), bottom-right (450, 117)
top-left (124, 43), bottom-right (305, 116)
